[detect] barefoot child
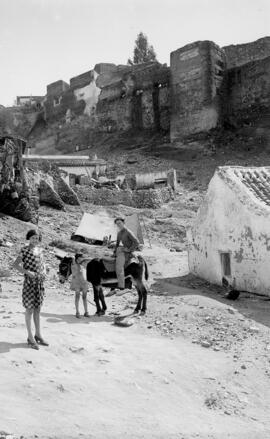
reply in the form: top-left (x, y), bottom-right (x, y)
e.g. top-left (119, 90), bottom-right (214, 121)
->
top-left (13, 229), bottom-right (49, 350)
top-left (71, 253), bottom-right (89, 318)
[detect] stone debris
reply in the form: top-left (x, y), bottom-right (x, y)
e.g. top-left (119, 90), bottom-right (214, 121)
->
top-left (54, 177), bottom-right (81, 206)
top-left (201, 340), bottom-right (212, 348)
top-left (39, 179), bottom-right (65, 210)
top-left (249, 326), bottom-right (260, 334)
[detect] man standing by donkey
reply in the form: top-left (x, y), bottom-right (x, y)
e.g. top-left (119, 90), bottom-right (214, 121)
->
top-left (112, 217), bottom-right (140, 295)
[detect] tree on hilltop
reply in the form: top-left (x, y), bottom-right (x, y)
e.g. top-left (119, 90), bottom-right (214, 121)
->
top-left (128, 32), bottom-right (157, 65)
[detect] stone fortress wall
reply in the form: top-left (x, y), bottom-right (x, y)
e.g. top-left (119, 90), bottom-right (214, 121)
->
top-left (11, 36), bottom-right (270, 146)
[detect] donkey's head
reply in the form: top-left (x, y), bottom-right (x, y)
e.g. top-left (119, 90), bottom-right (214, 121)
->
top-left (58, 256), bottom-right (73, 283)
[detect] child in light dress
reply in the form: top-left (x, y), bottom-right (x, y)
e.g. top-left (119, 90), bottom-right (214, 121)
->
top-left (71, 253), bottom-right (89, 318)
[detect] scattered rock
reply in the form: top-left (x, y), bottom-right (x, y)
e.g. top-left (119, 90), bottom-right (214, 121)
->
top-left (57, 384), bottom-right (65, 392)
top-left (249, 326), bottom-right (259, 334)
top-left (201, 341), bottom-right (212, 348)
top-left (69, 347), bottom-right (84, 353)
top-left (114, 316), bottom-right (135, 327)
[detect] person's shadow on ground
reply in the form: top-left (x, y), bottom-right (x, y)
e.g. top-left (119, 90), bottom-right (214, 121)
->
top-left (41, 312), bottom-right (113, 324)
top-left (0, 342), bottom-right (27, 354)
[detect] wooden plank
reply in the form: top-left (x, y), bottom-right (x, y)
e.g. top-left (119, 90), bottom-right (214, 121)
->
top-left (50, 238), bottom-right (113, 259)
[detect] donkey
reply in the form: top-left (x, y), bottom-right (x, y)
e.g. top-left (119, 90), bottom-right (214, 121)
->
top-left (58, 256), bottom-right (149, 316)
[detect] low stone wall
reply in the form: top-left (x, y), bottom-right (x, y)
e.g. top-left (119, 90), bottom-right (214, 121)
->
top-left (75, 186), bottom-right (134, 206)
top-left (74, 185), bottom-right (174, 209)
top-left (133, 187), bottom-right (174, 208)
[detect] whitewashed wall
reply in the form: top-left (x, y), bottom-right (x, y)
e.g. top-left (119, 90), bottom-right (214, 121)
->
top-left (188, 171), bottom-right (270, 295)
top-left (74, 71), bottom-right (101, 116)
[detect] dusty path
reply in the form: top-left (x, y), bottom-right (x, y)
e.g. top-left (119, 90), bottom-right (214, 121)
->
top-left (1, 277), bottom-right (270, 439)
top-left (1, 205), bottom-right (270, 438)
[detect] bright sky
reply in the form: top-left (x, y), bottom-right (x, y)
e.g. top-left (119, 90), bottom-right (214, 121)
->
top-left (0, 0), bottom-right (269, 106)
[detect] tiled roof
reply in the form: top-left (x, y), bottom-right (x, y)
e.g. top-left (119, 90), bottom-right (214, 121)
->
top-left (231, 167), bottom-right (270, 207)
top-left (59, 166), bottom-right (94, 176)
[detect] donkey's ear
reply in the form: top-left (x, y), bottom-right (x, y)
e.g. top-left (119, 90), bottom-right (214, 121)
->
top-left (54, 248), bottom-right (68, 260)
top-left (55, 254), bottom-right (63, 261)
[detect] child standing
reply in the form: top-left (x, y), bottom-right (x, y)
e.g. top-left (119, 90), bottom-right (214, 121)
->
top-left (13, 229), bottom-right (48, 350)
top-left (71, 253), bottom-right (89, 318)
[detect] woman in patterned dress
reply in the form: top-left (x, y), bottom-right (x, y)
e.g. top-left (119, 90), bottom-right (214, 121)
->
top-left (13, 229), bottom-right (48, 350)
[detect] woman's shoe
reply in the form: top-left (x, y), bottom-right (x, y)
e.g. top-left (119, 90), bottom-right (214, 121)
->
top-left (34, 335), bottom-right (49, 346)
top-left (76, 312), bottom-right (81, 319)
top-left (84, 312), bottom-right (90, 317)
top-left (27, 338), bottom-right (39, 350)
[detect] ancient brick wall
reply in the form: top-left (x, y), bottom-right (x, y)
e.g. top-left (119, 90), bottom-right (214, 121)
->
top-left (141, 90), bottom-right (155, 129)
top-left (96, 97), bottom-right (133, 132)
top-left (36, 36), bottom-right (270, 146)
top-left (226, 56), bottom-right (270, 125)
top-left (44, 88), bottom-right (86, 122)
top-left (43, 62), bottom-right (170, 134)
top-left (70, 71), bottom-right (95, 90)
top-left (47, 80), bottom-right (69, 97)
top-left (170, 41), bottom-right (226, 142)
top-left (159, 85), bottom-right (170, 131)
top-left (96, 63), bottom-right (170, 132)
top-left (224, 37), bottom-right (270, 69)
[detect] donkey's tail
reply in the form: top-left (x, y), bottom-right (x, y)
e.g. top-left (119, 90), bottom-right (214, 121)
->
top-left (144, 259), bottom-right (149, 281)
top-left (137, 255), bottom-right (149, 281)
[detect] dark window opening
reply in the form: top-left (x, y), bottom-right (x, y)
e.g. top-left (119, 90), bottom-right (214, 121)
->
top-left (216, 60), bottom-right (225, 69)
top-left (220, 252), bottom-right (231, 277)
top-left (237, 70), bottom-right (241, 84)
top-left (131, 93), bottom-right (143, 129)
top-left (152, 86), bottom-right (160, 131)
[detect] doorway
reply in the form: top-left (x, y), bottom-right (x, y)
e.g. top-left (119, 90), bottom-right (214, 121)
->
top-left (220, 252), bottom-right (231, 277)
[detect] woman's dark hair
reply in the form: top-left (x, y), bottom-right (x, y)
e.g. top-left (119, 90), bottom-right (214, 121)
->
top-left (26, 229), bottom-right (39, 240)
top-left (75, 253), bottom-right (83, 262)
top-left (114, 217), bottom-right (125, 224)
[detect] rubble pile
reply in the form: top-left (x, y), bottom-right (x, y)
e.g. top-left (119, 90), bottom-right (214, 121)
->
top-left (54, 177), bottom-right (80, 206)
top-left (39, 179), bottom-right (65, 210)
top-left (24, 162), bottom-right (80, 210)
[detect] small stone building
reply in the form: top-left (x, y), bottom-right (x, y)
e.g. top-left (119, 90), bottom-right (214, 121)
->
top-left (23, 155), bottom-right (107, 186)
top-left (188, 166), bottom-right (270, 295)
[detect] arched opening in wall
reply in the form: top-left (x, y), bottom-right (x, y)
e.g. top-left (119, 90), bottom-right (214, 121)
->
top-left (132, 90), bottom-right (143, 129)
top-left (153, 83), bottom-right (161, 131)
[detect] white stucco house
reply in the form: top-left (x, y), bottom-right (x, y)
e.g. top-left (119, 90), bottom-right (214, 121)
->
top-left (187, 166), bottom-right (270, 295)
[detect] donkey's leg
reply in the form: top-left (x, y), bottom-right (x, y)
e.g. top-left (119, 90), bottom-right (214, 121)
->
top-left (99, 287), bottom-right (107, 313)
top-left (140, 283), bottom-right (148, 314)
top-left (133, 283), bottom-right (143, 314)
top-left (135, 280), bottom-right (147, 314)
top-left (93, 285), bottom-right (102, 314)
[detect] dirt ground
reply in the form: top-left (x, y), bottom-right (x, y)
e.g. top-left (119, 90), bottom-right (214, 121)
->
top-left (1, 188), bottom-right (270, 438)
